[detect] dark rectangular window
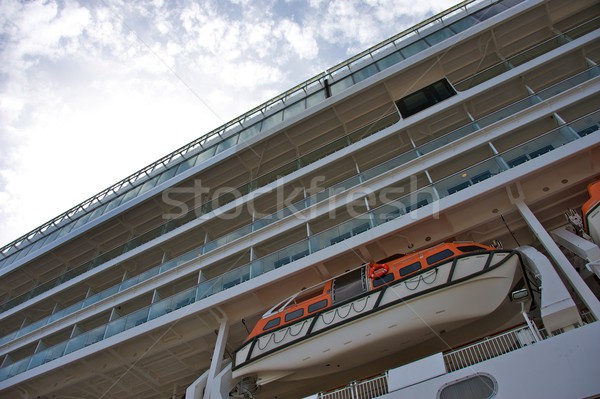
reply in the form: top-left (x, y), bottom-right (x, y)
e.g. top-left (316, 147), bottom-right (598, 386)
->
top-left (285, 309), bottom-right (305, 322)
top-left (426, 249), bottom-right (455, 265)
top-left (396, 79), bottom-right (456, 118)
top-left (308, 299), bottom-right (328, 313)
top-left (457, 245), bottom-right (486, 253)
top-left (373, 273), bottom-right (395, 287)
top-left (399, 261), bottom-right (422, 277)
top-left (263, 317), bottom-right (281, 331)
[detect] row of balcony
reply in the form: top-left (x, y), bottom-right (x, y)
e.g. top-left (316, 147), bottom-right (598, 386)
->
top-left (1, 64), bottom-right (597, 349)
top-left (2, 19), bottom-right (594, 315)
top-left (1, 106), bottom-right (598, 382)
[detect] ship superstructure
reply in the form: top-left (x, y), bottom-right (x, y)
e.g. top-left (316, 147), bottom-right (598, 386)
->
top-left (0, 0), bottom-right (599, 398)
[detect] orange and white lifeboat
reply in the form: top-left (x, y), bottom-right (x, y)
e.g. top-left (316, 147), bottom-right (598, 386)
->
top-left (232, 242), bottom-right (522, 385)
top-left (582, 180), bottom-right (600, 245)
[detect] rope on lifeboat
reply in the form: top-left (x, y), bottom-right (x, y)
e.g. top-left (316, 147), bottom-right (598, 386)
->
top-left (256, 319), bottom-right (311, 350)
top-left (404, 268), bottom-right (438, 291)
top-left (320, 295), bottom-right (371, 325)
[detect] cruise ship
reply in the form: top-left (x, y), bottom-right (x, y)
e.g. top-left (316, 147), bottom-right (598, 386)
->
top-left (1, 0), bottom-right (599, 398)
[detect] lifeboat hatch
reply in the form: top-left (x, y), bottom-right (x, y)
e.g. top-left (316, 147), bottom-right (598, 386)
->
top-left (333, 267), bottom-right (367, 304)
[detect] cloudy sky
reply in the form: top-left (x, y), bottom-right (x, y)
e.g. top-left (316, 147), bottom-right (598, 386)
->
top-left (0, 0), bottom-right (456, 248)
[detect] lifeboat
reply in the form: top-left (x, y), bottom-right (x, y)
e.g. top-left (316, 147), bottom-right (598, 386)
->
top-left (582, 180), bottom-right (600, 244)
top-left (232, 242), bottom-right (522, 385)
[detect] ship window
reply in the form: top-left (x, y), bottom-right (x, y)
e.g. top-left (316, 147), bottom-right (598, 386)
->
top-left (285, 309), bottom-right (305, 322)
top-left (457, 245), bottom-right (486, 253)
top-left (373, 273), bottom-right (395, 287)
top-left (399, 262), bottom-right (422, 277)
top-left (427, 249), bottom-right (455, 265)
top-left (308, 299), bottom-right (328, 313)
top-left (396, 79), bottom-right (456, 118)
top-left (438, 373), bottom-right (497, 399)
top-left (263, 317), bottom-right (281, 331)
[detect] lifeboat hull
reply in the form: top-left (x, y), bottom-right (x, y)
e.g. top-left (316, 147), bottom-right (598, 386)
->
top-left (233, 251), bottom-right (521, 385)
top-left (583, 180), bottom-right (600, 244)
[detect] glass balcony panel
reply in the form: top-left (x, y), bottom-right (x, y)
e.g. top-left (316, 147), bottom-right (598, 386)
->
top-left (353, 64), bottom-right (379, 83)
top-left (435, 158), bottom-right (506, 198)
top-left (362, 150), bottom-right (419, 180)
top-left (569, 110), bottom-right (600, 137)
top-left (16, 318), bottom-right (48, 338)
top-left (373, 201), bottom-right (405, 224)
top-left (73, 212), bottom-right (93, 230)
top-left (28, 351), bottom-right (48, 369)
top-left (501, 129), bottom-right (574, 168)
top-left (85, 325), bottom-right (106, 347)
top-left (239, 122), bottom-right (263, 143)
top-left (104, 194), bottom-right (124, 213)
top-left (216, 134), bottom-right (239, 154)
top-left (157, 165), bottom-right (179, 187)
top-left (424, 27), bottom-right (454, 46)
top-left (0, 331), bottom-right (17, 346)
top-left (448, 15), bottom-right (478, 34)
top-left (88, 203), bottom-right (109, 221)
top-left (306, 90), bottom-right (326, 108)
top-left (159, 258), bottom-right (178, 272)
top-left (124, 308), bottom-right (150, 330)
top-left (400, 39), bottom-right (429, 58)
top-left (55, 220), bottom-right (76, 240)
top-left (137, 267), bottom-right (160, 282)
top-left (120, 185), bottom-right (142, 204)
top-left (203, 276), bottom-right (224, 298)
top-left (149, 297), bottom-right (173, 320)
top-left (509, 36), bottom-right (566, 67)
top-left (195, 145), bottom-right (217, 165)
top-left (376, 51), bottom-right (403, 71)
top-left (473, 3), bottom-right (508, 21)
top-left (196, 281), bottom-right (214, 300)
top-left (64, 333), bottom-right (87, 355)
top-left (419, 124), bottom-right (477, 155)
top-left (222, 265), bottom-right (251, 290)
top-left (330, 76), bottom-right (354, 96)
top-left (227, 225), bottom-right (252, 244)
top-left (477, 97), bottom-right (535, 128)
top-left (538, 66), bottom-right (600, 100)
top-left (138, 175), bottom-right (161, 196)
top-left (261, 110), bottom-right (284, 132)
top-left (48, 302), bottom-right (81, 323)
top-left (104, 317), bottom-right (127, 339)
top-left (284, 99), bottom-right (306, 120)
top-left (8, 358), bottom-right (30, 378)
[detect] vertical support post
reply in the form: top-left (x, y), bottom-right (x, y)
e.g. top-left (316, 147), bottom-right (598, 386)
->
top-left (204, 318), bottom-right (230, 399)
top-left (515, 200), bottom-right (600, 319)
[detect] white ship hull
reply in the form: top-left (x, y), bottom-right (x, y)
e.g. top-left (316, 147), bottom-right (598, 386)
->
top-left (233, 251), bottom-right (521, 385)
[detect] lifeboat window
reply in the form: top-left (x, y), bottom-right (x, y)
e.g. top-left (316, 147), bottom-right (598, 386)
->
top-left (308, 299), bottom-right (328, 313)
top-left (426, 249), bottom-right (455, 265)
top-left (263, 317), bottom-right (281, 331)
top-left (373, 273), bottom-right (395, 287)
top-left (399, 261), bottom-right (422, 277)
top-left (457, 245), bottom-right (485, 253)
top-left (285, 309), bottom-right (305, 322)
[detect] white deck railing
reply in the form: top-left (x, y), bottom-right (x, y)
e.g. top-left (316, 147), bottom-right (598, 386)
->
top-left (318, 373), bottom-right (388, 399)
top-left (443, 325), bottom-right (538, 372)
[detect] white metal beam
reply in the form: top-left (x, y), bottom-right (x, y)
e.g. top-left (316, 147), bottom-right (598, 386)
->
top-left (514, 200), bottom-right (600, 319)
